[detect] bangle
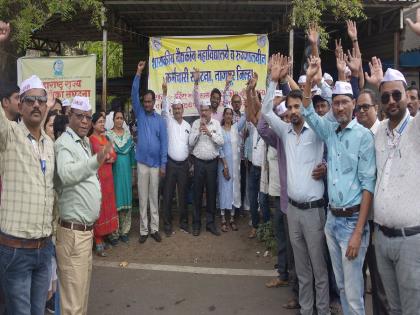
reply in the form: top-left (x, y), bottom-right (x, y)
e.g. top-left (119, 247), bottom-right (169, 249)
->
top-left (303, 94), bottom-right (311, 100)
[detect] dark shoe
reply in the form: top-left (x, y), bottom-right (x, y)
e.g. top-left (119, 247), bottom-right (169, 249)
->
top-left (119, 234), bottom-right (129, 243)
top-left (282, 297), bottom-right (300, 310)
top-left (45, 294), bottom-right (55, 314)
top-left (192, 228), bottom-right (200, 236)
top-left (164, 228), bottom-right (173, 237)
top-left (180, 225), bottom-right (191, 234)
top-left (206, 225), bottom-right (221, 236)
top-left (151, 231), bottom-right (162, 242)
top-left (109, 238), bottom-right (119, 246)
top-left (139, 235), bottom-right (148, 243)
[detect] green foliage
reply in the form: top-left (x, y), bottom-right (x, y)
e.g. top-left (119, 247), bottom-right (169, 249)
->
top-left (292, 0), bottom-right (366, 49)
top-left (78, 41), bottom-right (123, 78)
top-left (0, 0), bottom-right (103, 50)
top-left (256, 221), bottom-right (277, 255)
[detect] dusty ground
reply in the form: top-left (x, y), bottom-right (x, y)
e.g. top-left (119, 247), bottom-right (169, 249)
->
top-left (97, 209), bottom-right (277, 270)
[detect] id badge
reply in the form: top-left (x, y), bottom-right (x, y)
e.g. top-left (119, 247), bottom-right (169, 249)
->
top-left (40, 159), bottom-right (46, 174)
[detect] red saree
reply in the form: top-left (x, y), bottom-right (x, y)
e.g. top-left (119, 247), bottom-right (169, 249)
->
top-left (89, 134), bottom-right (119, 238)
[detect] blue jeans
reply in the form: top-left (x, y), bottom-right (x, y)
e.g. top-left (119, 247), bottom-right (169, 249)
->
top-left (325, 213), bottom-right (369, 315)
top-left (0, 239), bottom-right (53, 315)
top-left (248, 164), bottom-right (261, 228)
top-left (258, 192), bottom-right (271, 223)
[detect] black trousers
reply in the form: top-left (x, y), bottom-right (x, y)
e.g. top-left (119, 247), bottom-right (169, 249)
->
top-left (192, 157), bottom-right (218, 229)
top-left (363, 220), bottom-right (390, 315)
top-left (162, 158), bottom-right (189, 232)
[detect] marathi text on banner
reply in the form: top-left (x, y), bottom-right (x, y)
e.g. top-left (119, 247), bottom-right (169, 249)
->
top-left (17, 55), bottom-right (97, 110)
top-left (148, 35), bottom-right (269, 116)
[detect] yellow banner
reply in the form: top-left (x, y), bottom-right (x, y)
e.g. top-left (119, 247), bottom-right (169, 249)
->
top-left (148, 34), bottom-right (269, 116)
top-left (17, 55), bottom-right (96, 109)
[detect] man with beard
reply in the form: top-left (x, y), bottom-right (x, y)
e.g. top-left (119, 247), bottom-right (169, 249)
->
top-left (0, 75), bottom-right (55, 315)
top-left (406, 86), bottom-right (419, 117)
top-left (55, 96), bottom-right (113, 315)
top-left (262, 53), bottom-right (329, 315)
top-left (161, 79), bottom-right (191, 236)
top-left (355, 89), bottom-right (390, 315)
top-left (302, 56), bottom-right (376, 315)
top-left (193, 68), bottom-right (232, 122)
top-left (189, 101), bottom-right (224, 236)
top-left (373, 68), bottom-right (420, 314)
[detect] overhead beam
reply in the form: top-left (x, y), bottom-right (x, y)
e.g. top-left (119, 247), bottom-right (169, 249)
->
top-left (105, 1), bottom-right (291, 5)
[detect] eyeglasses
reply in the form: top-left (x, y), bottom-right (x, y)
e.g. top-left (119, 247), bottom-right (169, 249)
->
top-left (355, 104), bottom-right (375, 112)
top-left (71, 111), bottom-right (93, 122)
top-left (381, 90), bottom-right (402, 105)
top-left (21, 95), bottom-right (47, 106)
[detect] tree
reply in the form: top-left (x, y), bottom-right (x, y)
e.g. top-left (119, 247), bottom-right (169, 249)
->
top-left (0, 0), bottom-right (103, 50)
top-left (292, 0), bottom-right (366, 49)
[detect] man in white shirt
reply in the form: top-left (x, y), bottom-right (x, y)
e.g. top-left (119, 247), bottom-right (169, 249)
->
top-left (189, 101), bottom-right (224, 236)
top-left (373, 68), bottom-right (420, 315)
top-left (161, 80), bottom-right (191, 236)
top-left (355, 89), bottom-right (389, 315)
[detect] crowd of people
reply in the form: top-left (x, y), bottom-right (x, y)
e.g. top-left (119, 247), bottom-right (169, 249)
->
top-left (0, 11), bottom-right (420, 315)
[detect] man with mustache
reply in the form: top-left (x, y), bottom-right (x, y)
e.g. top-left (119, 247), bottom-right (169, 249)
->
top-left (373, 68), bottom-right (420, 314)
top-left (0, 75), bottom-right (55, 315)
top-left (406, 86), bottom-right (419, 117)
top-left (355, 89), bottom-right (390, 315)
top-left (262, 54), bottom-right (329, 315)
top-left (55, 96), bottom-right (113, 315)
top-left (161, 79), bottom-right (191, 236)
top-left (189, 100), bottom-right (224, 236)
top-left (302, 56), bottom-right (376, 315)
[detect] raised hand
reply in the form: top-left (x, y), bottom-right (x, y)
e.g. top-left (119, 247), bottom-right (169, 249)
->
top-left (307, 23), bottom-right (319, 45)
top-left (192, 67), bottom-right (200, 83)
top-left (270, 53), bottom-right (289, 82)
top-left (226, 71), bottom-right (233, 86)
top-left (346, 20), bottom-right (358, 41)
top-left (162, 77), bottom-right (168, 96)
top-left (247, 72), bottom-right (258, 90)
top-left (46, 91), bottom-right (55, 111)
top-left (406, 8), bottom-right (420, 36)
top-left (345, 48), bottom-right (361, 77)
top-left (136, 61), bottom-right (146, 75)
top-left (364, 56), bottom-right (383, 88)
top-left (336, 49), bottom-right (346, 81)
top-left (0, 21), bottom-right (10, 43)
top-left (306, 56), bottom-right (321, 81)
top-left (335, 38), bottom-right (343, 58)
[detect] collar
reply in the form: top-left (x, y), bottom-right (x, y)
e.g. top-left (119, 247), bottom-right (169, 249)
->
top-left (370, 119), bottom-right (380, 134)
top-left (385, 109), bottom-right (410, 137)
top-left (288, 122), bottom-right (309, 134)
top-left (19, 120), bottom-right (46, 142)
top-left (335, 118), bottom-right (358, 134)
top-left (66, 126), bottom-right (83, 142)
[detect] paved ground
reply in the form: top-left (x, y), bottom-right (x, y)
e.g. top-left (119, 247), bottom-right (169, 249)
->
top-left (83, 212), bottom-right (373, 315)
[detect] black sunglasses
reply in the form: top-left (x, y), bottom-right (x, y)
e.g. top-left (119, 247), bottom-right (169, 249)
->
top-left (381, 90), bottom-right (402, 105)
top-left (355, 104), bottom-right (375, 112)
top-left (21, 95), bottom-right (47, 106)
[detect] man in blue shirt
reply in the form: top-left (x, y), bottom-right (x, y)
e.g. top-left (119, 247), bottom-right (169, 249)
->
top-left (301, 56), bottom-right (376, 315)
top-left (131, 61), bottom-right (168, 244)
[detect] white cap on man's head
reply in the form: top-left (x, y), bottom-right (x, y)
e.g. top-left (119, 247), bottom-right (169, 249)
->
top-left (62, 98), bottom-right (71, 107)
top-left (380, 68), bottom-right (407, 87)
top-left (275, 101), bottom-right (287, 116)
top-left (19, 75), bottom-right (46, 96)
top-left (274, 90), bottom-right (283, 98)
top-left (323, 73), bottom-right (333, 82)
top-left (332, 81), bottom-right (353, 98)
top-left (201, 99), bottom-right (211, 108)
top-left (172, 98), bottom-right (182, 106)
top-left (71, 96), bottom-right (91, 111)
top-left (298, 75), bottom-right (307, 84)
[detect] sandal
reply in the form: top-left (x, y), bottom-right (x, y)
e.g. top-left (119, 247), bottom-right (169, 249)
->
top-left (221, 222), bottom-right (228, 232)
top-left (230, 220), bottom-right (238, 231)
